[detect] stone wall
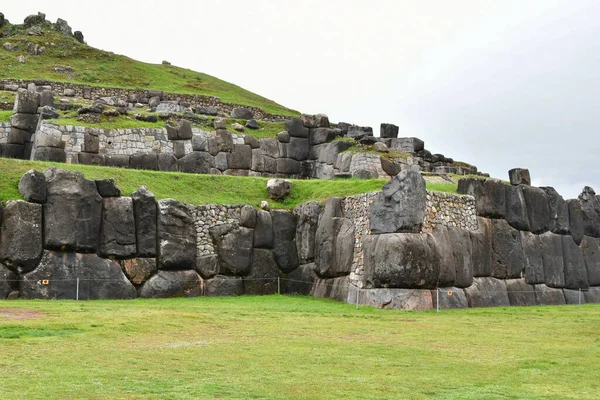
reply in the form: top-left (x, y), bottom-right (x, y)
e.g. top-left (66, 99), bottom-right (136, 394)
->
top-left (423, 191), bottom-right (477, 232)
top-left (0, 79), bottom-right (288, 121)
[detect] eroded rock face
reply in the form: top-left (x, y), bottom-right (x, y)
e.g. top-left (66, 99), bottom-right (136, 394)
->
top-left (271, 210), bottom-right (299, 272)
top-left (561, 235), bottom-right (589, 290)
top-left (20, 251), bottom-right (136, 300)
top-left (505, 278), bottom-right (536, 306)
top-left (533, 284), bottom-right (566, 306)
top-left (138, 270), bottom-right (201, 298)
top-left (121, 258), bottom-right (157, 286)
top-left (448, 227), bottom-right (473, 288)
top-left (204, 275), bottom-right (243, 296)
top-left (98, 197), bottom-right (136, 259)
top-left (540, 232), bottom-right (565, 288)
top-left (470, 217), bottom-right (492, 277)
top-left (504, 185), bottom-right (530, 231)
top-left (522, 186), bottom-right (549, 234)
top-left (210, 224), bottom-right (254, 276)
top-left (508, 168), bottom-right (531, 186)
top-left (284, 263), bottom-right (317, 295)
top-left (43, 168), bottom-right (102, 253)
top-left (244, 249), bottom-right (281, 295)
top-left (370, 170), bottom-right (426, 234)
top-left (0, 200), bottom-right (43, 273)
top-left (18, 169), bottom-right (46, 204)
top-left (580, 236), bottom-right (600, 286)
top-left (364, 233), bottom-right (441, 289)
top-left (432, 225), bottom-right (455, 286)
top-left (253, 210), bottom-right (273, 249)
top-left (294, 202), bottom-right (320, 264)
top-left (431, 287), bottom-right (468, 309)
top-left (0, 263), bottom-right (18, 299)
top-left (568, 199), bottom-right (584, 245)
top-left (490, 219), bottom-right (524, 279)
top-left (315, 217), bottom-right (355, 279)
top-left (578, 186), bottom-right (600, 238)
top-left (521, 231), bottom-right (544, 285)
top-left (354, 287), bottom-right (433, 311)
top-left (132, 186), bottom-right (157, 257)
top-left (464, 277), bottom-right (510, 308)
top-left (157, 199), bottom-right (196, 270)
top-left (541, 187), bottom-right (570, 235)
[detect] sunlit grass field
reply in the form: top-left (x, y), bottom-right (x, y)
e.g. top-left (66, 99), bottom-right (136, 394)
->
top-left (0, 296), bottom-right (598, 399)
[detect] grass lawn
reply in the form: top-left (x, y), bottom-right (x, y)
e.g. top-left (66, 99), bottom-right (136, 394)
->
top-left (0, 158), bottom-right (464, 208)
top-left (0, 26), bottom-right (297, 116)
top-left (0, 296), bottom-right (598, 399)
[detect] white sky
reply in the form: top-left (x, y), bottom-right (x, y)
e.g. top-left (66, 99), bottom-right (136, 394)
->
top-left (3, 0), bottom-right (600, 198)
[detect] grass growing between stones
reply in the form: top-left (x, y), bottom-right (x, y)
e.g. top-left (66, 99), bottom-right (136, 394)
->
top-left (0, 110), bottom-right (12, 122)
top-left (0, 297), bottom-right (598, 399)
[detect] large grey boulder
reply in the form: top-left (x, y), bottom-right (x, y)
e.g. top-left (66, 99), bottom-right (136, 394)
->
top-left (157, 199), bottom-right (196, 270)
top-left (578, 186), bottom-right (600, 238)
top-left (204, 275), bottom-right (244, 296)
top-left (522, 186), bottom-right (549, 234)
top-left (568, 199), bottom-right (584, 245)
top-left (432, 225), bottom-right (456, 287)
top-left (284, 263), bottom-right (317, 295)
top-left (98, 197), bottom-right (136, 259)
top-left (458, 178), bottom-right (506, 219)
top-left (490, 219), bottom-right (524, 279)
top-left (18, 169), bottom-right (46, 203)
top-left (13, 88), bottom-right (38, 114)
top-left (294, 202), bottom-right (320, 264)
top-left (363, 233), bottom-right (441, 289)
top-left (276, 158), bottom-right (301, 174)
top-left (260, 138), bottom-right (280, 158)
top-left (310, 128), bottom-right (338, 145)
top-left (267, 179), bottom-right (292, 201)
top-left (54, 18), bottom-right (72, 35)
top-left (43, 168), bottom-right (102, 252)
top-left (20, 251), bottom-right (136, 300)
top-left (95, 179), bottom-right (121, 197)
top-left (271, 210), bottom-right (299, 272)
top-left (138, 270), bottom-right (201, 298)
top-left (195, 255), bottom-right (220, 280)
top-left (580, 236), bottom-right (600, 286)
top-left (533, 284), bottom-right (566, 306)
top-left (286, 137), bottom-right (310, 161)
top-left (389, 137), bottom-right (424, 152)
top-left (130, 153), bottom-right (158, 170)
top-left (132, 186), bottom-right (157, 257)
top-left (561, 235), bottom-right (589, 290)
top-left (177, 151), bottom-right (215, 174)
top-left (318, 141), bottom-right (353, 165)
top-left (231, 107), bottom-right (254, 119)
top-left (285, 117), bottom-right (309, 138)
top-left (464, 277), bottom-right (510, 308)
top-left (312, 276), bottom-right (350, 303)
top-left (505, 278), bottom-right (537, 306)
top-left (34, 147), bottom-right (67, 163)
top-left (431, 287), bottom-right (468, 309)
top-left (0, 201), bottom-right (43, 273)
top-left (521, 231), bottom-right (545, 284)
top-left (584, 287), bottom-right (600, 303)
top-left (470, 217), bottom-right (492, 277)
top-left (347, 126), bottom-right (373, 140)
top-left (209, 224), bottom-right (254, 276)
top-left (380, 123), bottom-right (399, 139)
top-left (244, 249), bottom-right (282, 295)
top-left (165, 119), bottom-right (192, 140)
top-left (504, 185), bottom-right (530, 231)
top-left (370, 170), bottom-right (426, 234)
top-left (11, 113), bottom-right (39, 132)
top-left (508, 168), bottom-right (531, 185)
top-left (541, 187), bottom-right (570, 235)
top-left (253, 210), bottom-right (274, 248)
top-left (448, 227), bottom-right (473, 288)
top-left (315, 217), bottom-right (355, 278)
top-left (563, 289), bottom-right (585, 305)
top-left (353, 287), bottom-right (433, 311)
top-left (121, 258), bottom-right (157, 286)
top-left (0, 263), bottom-right (17, 300)
top-left (227, 144), bottom-right (252, 169)
top-left (540, 232), bottom-right (565, 288)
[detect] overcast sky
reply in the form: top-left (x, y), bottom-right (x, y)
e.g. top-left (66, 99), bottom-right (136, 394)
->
top-left (4, 1), bottom-right (600, 198)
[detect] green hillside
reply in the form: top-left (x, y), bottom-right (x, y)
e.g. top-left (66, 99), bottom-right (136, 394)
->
top-left (0, 20), bottom-right (298, 116)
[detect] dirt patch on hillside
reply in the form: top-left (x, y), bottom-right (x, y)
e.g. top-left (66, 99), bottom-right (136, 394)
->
top-left (0, 308), bottom-right (47, 320)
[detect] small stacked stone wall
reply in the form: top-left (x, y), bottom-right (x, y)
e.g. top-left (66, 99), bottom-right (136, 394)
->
top-left (422, 191), bottom-right (477, 232)
top-left (194, 205), bottom-right (243, 257)
top-left (0, 79), bottom-right (287, 121)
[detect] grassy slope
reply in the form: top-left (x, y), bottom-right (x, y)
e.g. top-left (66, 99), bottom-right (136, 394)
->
top-left (0, 297), bottom-right (598, 399)
top-left (0, 159), bottom-right (459, 209)
top-left (0, 25), bottom-right (298, 116)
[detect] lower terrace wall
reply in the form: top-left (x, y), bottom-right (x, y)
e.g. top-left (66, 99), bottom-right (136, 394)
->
top-left (1, 79), bottom-right (288, 121)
